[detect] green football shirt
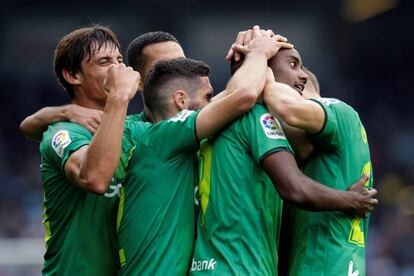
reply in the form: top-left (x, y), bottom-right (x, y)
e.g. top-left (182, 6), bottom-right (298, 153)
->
top-left (288, 98), bottom-right (373, 276)
top-left (117, 110), bottom-right (200, 275)
top-left (191, 103), bottom-right (293, 275)
top-left (126, 111), bottom-right (150, 123)
top-left (40, 120), bottom-right (149, 276)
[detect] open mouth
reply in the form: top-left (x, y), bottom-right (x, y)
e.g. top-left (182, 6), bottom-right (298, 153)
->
top-left (294, 84), bottom-right (304, 95)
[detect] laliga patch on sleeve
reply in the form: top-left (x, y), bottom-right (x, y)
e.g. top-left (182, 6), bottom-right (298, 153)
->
top-left (51, 130), bottom-right (72, 158)
top-left (168, 110), bottom-right (195, 122)
top-left (260, 113), bottom-right (286, 139)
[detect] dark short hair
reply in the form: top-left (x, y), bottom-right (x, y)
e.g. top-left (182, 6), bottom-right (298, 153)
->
top-left (143, 58), bottom-right (210, 117)
top-left (230, 55), bottom-right (245, 76)
top-left (53, 24), bottom-right (120, 99)
top-left (127, 31), bottom-right (180, 74)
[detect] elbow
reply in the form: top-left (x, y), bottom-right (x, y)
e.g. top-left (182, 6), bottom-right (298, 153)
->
top-left (277, 176), bottom-right (306, 204)
top-left (236, 89), bottom-right (258, 112)
top-left (19, 119), bottom-right (30, 139)
top-left (79, 171), bottom-right (109, 195)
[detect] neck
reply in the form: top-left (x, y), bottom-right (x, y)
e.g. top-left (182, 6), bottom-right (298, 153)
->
top-left (73, 96), bottom-right (105, 111)
top-left (152, 107), bottom-right (181, 123)
top-left (143, 105), bottom-right (154, 122)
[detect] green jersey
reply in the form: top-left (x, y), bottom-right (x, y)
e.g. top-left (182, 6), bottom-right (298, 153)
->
top-left (117, 110), bottom-right (200, 275)
top-left (40, 120), bottom-right (149, 275)
top-left (191, 104), bottom-right (293, 275)
top-left (288, 98), bottom-right (373, 276)
top-left (127, 111), bottom-right (150, 123)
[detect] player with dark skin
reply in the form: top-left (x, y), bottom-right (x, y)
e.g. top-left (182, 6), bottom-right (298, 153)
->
top-left (224, 29), bottom-right (377, 214)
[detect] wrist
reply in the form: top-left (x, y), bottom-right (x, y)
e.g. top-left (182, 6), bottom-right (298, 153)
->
top-left (246, 49), bottom-right (268, 60)
top-left (106, 93), bottom-right (131, 110)
top-left (106, 91), bottom-right (131, 104)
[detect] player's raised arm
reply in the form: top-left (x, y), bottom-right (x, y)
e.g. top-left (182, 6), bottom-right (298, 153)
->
top-left (64, 64), bottom-right (139, 194)
top-left (262, 151), bottom-right (378, 217)
top-left (195, 26), bottom-right (293, 140)
top-left (263, 81), bottom-right (325, 133)
top-left (20, 104), bottom-right (103, 141)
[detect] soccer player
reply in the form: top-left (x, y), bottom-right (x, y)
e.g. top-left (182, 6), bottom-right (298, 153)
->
top-left (19, 31), bottom-right (185, 139)
top-left (189, 36), bottom-right (377, 275)
top-left (263, 65), bottom-right (374, 275)
top-left (116, 27), bottom-right (291, 275)
top-left (38, 25), bottom-right (144, 275)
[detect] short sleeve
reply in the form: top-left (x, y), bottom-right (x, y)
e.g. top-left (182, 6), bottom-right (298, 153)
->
top-left (40, 122), bottom-right (92, 173)
top-left (239, 104), bottom-right (294, 164)
top-left (148, 110), bottom-right (200, 159)
top-left (308, 98), bottom-right (344, 149)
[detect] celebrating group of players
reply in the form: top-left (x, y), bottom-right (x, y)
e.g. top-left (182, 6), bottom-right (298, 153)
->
top-left (20, 24), bottom-right (378, 275)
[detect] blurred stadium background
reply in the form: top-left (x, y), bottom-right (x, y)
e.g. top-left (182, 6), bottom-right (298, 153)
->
top-left (1, 0), bottom-right (413, 275)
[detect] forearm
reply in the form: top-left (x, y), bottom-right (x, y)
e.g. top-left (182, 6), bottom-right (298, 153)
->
top-left (225, 52), bottom-right (268, 99)
top-left (20, 106), bottom-right (70, 141)
top-left (196, 53), bottom-right (268, 140)
top-left (286, 174), bottom-right (355, 212)
top-left (263, 151), bottom-right (356, 212)
top-left (263, 82), bottom-right (302, 122)
top-left (263, 82), bottom-right (324, 133)
top-left (78, 96), bottom-right (129, 193)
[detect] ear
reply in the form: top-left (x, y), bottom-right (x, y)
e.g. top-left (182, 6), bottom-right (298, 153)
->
top-left (173, 90), bottom-right (190, 111)
top-left (138, 79), bottom-right (144, 92)
top-left (62, 68), bottom-right (82, 85)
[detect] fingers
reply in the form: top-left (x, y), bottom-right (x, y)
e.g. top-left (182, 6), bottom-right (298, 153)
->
top-left (370, 198), bottom-right (378, 206)
top-left (252, 25), bottom-right (261, 39)
top-left (225, 46), bottom-right (235, 61)
top-left (277, 41), bottom-right (294, 50)
top-left (93, 110), bottom-right (103, 120)
top-left (235, 30), bottom-right (247, 46)
top-left (234, 30), bottom-right (247, 62)
top-left (84, 122), bottom-right (97, 134)
top-left (88, 118), bottom-right (100, 131)
top-left (231, 44), bottom-right (249, 55)
top-left (265, 29), bottom-right (275, 37)
top-left (243, 30), bottom-right (253, 47)
top-left (367, 188), bottom-right (377, 197)
top-left (274, 34), bottom-right (288, 42)
top-left (360, 173), bottom-right (370, 185)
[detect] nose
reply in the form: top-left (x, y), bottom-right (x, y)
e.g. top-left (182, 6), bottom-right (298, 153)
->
top-left (299, 69), bottom-right (308, 84)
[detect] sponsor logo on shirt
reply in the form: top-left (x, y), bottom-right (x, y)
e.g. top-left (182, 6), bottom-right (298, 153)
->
top-left (190, 258), bottom-right (216, 271)
top-left (348, 261), bottom-right (359, 276)
top-left (168, 110), bottom-right (195, 122)
top-left (51, 130), bottom-right (71, 158)
top-left (319, 98), bottom-right (339, 106)
top-left (260, 113), bottom-right (286, 140)
top-left (104, 179), bottom-right (122, 198)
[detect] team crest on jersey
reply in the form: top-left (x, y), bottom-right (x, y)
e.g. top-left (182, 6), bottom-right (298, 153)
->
top-left (260, 113), bottom-right (285, 139)
top-left (51, 130), bottom-right (71, 158)
top-left (319, 98), bottom-right (340, 106)
top-left (169, 110), bottom-right (195, 122)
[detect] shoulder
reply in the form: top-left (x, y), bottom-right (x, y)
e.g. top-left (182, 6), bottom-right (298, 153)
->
top-left (167, 110), bottom-right (197, 123)
top-left (42, 122), bottom-right (89, 143)
top-left (240, 103), bottom-right (280, 125)
top-left (40, 122), bottom-right (91, 157)
top-left (313, 98), bottom-right (355, 112)
top-left (127, 111), bottom-right (150, 123)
